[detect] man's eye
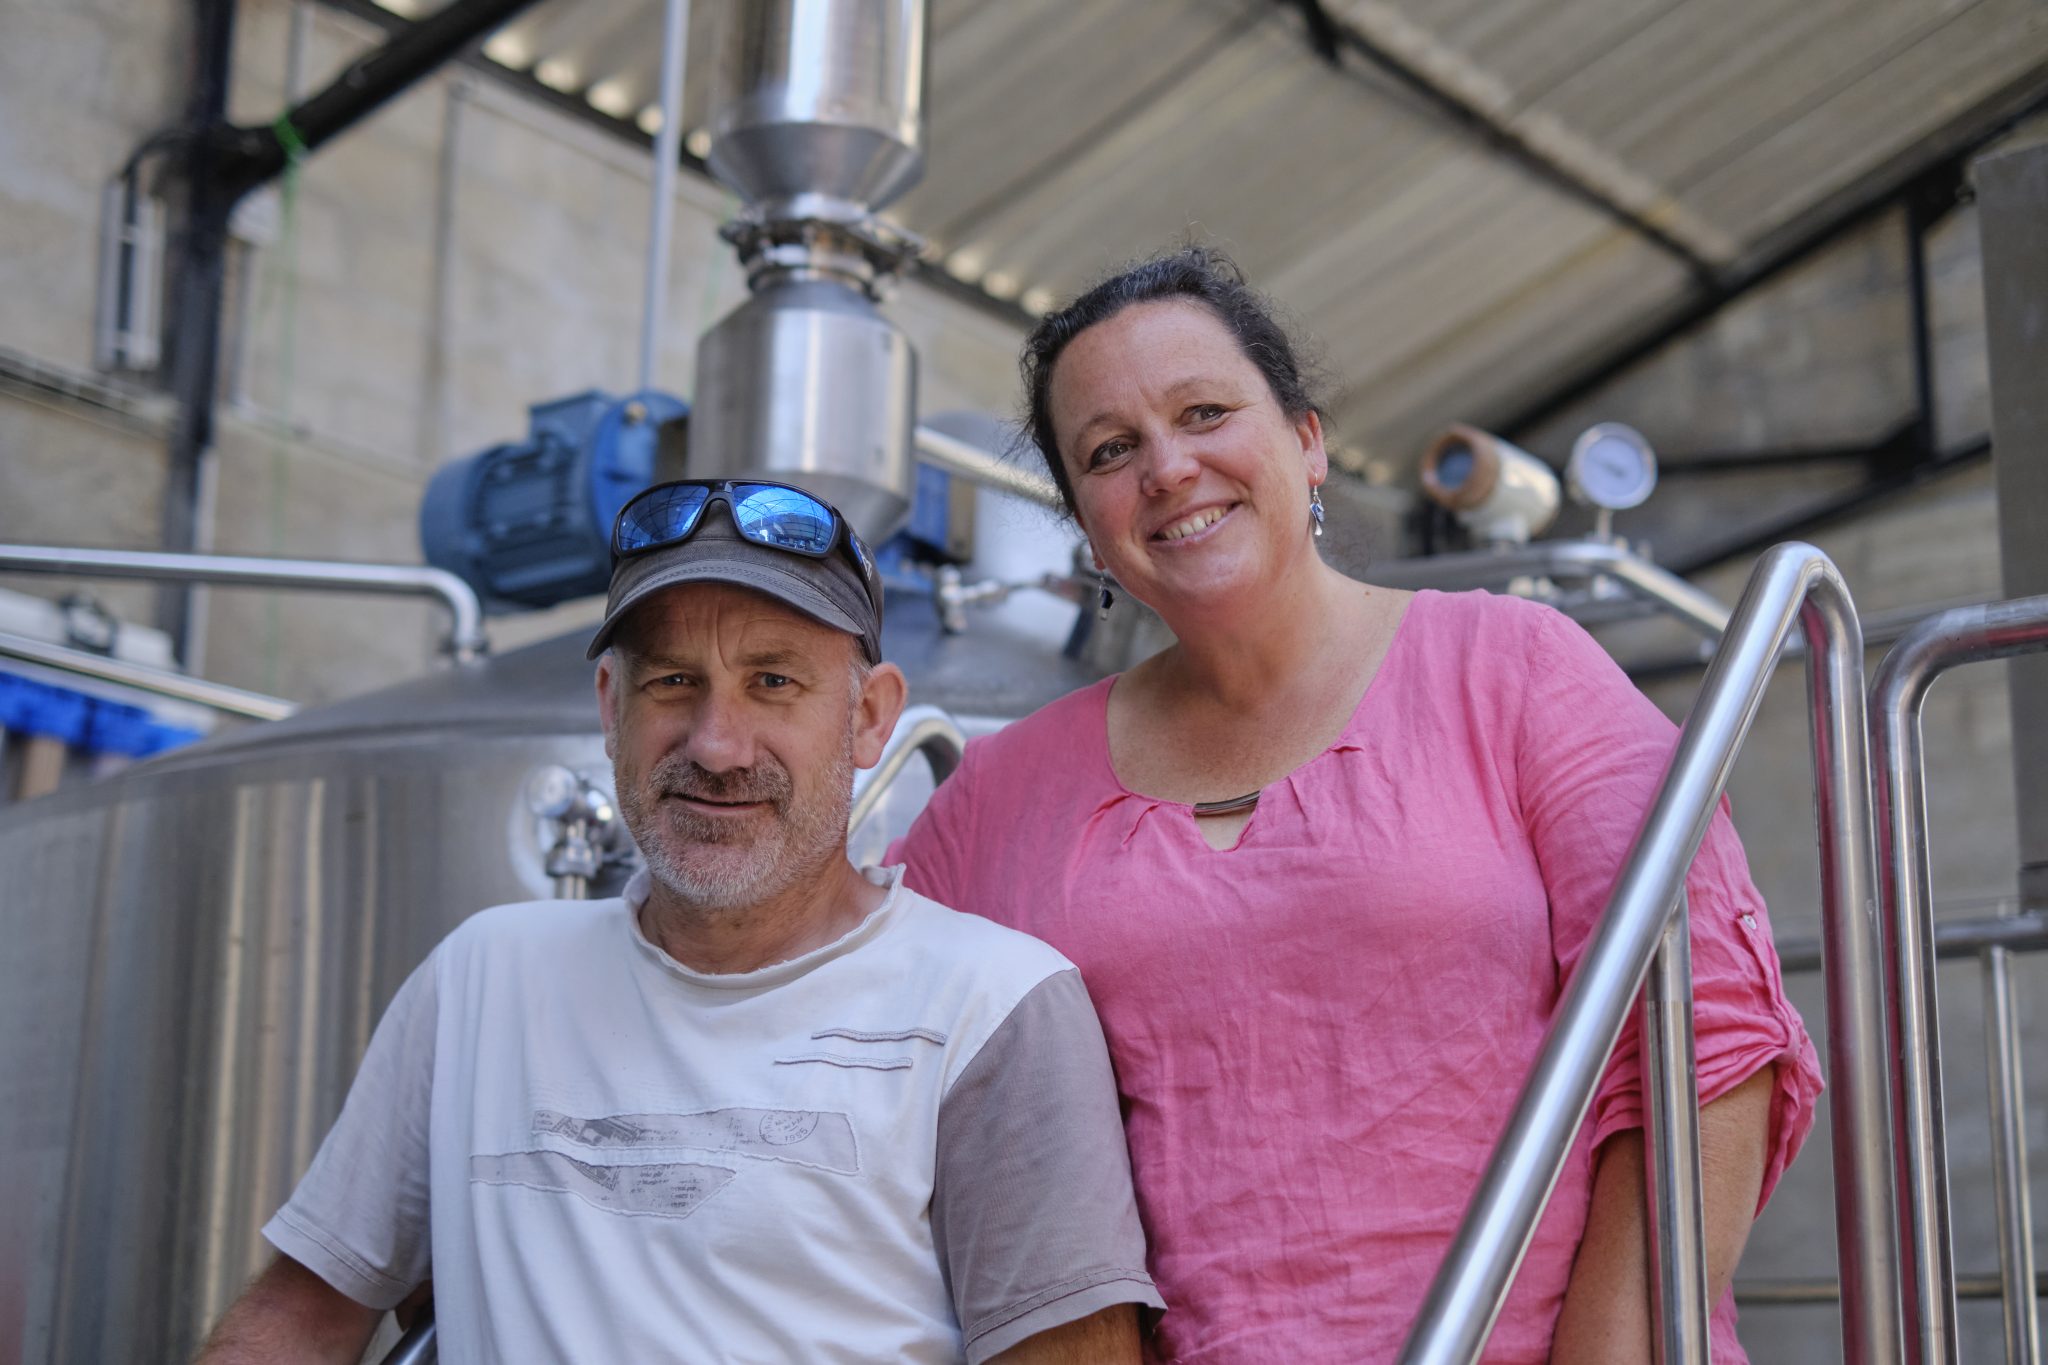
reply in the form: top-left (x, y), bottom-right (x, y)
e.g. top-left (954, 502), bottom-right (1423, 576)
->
top-left (757, 673), bottom-right (794, 690)
top-left (1187, 403), bottom-right (1226, 424)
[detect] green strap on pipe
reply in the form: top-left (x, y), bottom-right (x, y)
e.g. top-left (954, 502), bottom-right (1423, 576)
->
top-left (271, 114), bottom-right (308, 165)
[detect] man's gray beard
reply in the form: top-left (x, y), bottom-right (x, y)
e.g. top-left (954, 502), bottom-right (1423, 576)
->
top-left (618, 723), bottom-right (856, 914)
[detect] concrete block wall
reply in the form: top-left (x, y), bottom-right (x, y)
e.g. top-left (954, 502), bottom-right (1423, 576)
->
top-left (1517, 134), bottom-right (2037, 1357)
top-left (1, 0), bottom-right (1032, 712)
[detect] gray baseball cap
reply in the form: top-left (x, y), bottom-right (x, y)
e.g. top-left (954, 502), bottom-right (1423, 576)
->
top-left (585, 504), bottom-right (883, 663)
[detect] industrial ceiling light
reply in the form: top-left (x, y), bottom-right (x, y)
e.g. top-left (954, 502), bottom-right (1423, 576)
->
top-left (482, 30), bottom-right (530, 69)
top-left (535, 57), bottom-right (579, 92)
top-left (586, 78), bottom-right (636, 120)
top-left (1419, 423), bottom-right (1562, 545)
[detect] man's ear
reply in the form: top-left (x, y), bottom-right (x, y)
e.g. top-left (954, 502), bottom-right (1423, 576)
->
top-left (851, 662), bottom-right (909, 770)
top-left (594, 653), bottom-right (620, 760)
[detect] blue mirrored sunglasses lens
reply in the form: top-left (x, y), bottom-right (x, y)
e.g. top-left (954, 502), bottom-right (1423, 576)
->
top-left (731, 485), bottom-right (836, 555)
top-left (617, 484), bottom-right (711, 553)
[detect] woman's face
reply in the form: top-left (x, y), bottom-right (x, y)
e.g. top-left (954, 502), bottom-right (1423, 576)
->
top-left (1046, 300), bottom-right (1326, 618)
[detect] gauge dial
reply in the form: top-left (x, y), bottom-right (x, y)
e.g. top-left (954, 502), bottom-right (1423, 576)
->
top-left (1566, 422), bottom-right (1658, 510)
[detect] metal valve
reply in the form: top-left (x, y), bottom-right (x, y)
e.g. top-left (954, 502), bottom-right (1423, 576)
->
top-left (526, 765), bottom-right (624, 900)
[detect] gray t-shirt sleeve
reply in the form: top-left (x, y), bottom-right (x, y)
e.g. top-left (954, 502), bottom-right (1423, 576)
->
top-left (934, 967), bottom-right (1164, 1362)
top-left (261, 954), bottom-right (438, 1309)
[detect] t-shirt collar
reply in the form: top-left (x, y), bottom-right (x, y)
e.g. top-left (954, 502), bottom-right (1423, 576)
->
top-left (622, 864), bottom-right (906, 989)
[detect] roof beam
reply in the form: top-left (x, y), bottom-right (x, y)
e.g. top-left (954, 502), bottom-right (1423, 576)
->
top-left (1307, 0), bottom-right (1736, 280)
top-left (1498, 68), bottom-right (2048, 443)
top-left (1669, 435), bottom-right (1991, 577)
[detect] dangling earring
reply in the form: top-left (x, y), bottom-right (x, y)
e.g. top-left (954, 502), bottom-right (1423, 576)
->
top-left (1309, 484), bottom-right (1326, 538)
top-left (1097, 579), bottom-right (1115, 619)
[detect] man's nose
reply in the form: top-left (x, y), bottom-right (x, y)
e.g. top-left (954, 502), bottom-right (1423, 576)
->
top-left (680, 688), bottom-right (757, 773)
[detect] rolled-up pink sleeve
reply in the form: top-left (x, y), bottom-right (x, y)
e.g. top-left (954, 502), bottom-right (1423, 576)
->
top-left (1518, 605), bottom-right (1823, 1211)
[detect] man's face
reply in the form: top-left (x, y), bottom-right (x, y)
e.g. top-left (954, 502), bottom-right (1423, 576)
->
top-left (595, 582), bottom-right (900, 912)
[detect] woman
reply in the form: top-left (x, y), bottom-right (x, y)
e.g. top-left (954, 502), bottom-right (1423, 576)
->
top-left (892, 248), bottom-right (1820, 1363)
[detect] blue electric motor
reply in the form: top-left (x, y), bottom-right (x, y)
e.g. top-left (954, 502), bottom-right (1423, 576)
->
top-left (420, 389), bottom-right (688, 610)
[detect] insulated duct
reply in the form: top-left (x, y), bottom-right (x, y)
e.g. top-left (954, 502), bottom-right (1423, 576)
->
top-left (665, 0), bottom-right (929, 546)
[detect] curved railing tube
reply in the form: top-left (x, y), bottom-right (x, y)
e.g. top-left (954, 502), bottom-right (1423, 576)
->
top-left (1870, 594), bottom-right (2048, 1365)
top-left (0, 628), bottom-right (294, 721)
top-left (0, 544), bottom-right (488, 662)
top-left (1399, 542), bottom-right (1902, 1365)
top-left (849, 705), bottom-right (968, 834)
top-left (378, 1307), bottom-right (436, 1364)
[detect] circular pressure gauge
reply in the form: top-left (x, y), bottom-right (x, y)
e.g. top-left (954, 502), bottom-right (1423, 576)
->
top-left (1565, 422), bottom-right (1658, 511)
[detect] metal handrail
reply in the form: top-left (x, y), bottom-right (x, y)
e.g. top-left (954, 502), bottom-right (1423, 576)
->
top-left (1400, 542), bottom-right (1900, 1365)
top-left (0, 544), bottom-right (488, 661)
top-left (849, 705), bottom-right (968, 834)
top-left (1368, 537), bottom-right (1733, 641)
top-left (1871, 594), bottom-right (2048, 1365)
top-left (0, 628), bottom-right (295, 721)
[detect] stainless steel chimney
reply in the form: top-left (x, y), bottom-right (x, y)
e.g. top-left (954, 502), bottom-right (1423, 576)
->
top-left (671, 0), bottom-right (929, 545)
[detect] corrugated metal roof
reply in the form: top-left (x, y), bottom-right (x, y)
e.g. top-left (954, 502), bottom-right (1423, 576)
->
top-left (406, 0), bottom-right (2048, 473)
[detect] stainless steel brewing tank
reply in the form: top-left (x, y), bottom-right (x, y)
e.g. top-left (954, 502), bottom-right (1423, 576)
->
top-left (688, 0), bottom-right (928, 218)
top-left (678, 277), bottom-right (918, 544)
top-left (0, 597), bottom-right (1100, 1363)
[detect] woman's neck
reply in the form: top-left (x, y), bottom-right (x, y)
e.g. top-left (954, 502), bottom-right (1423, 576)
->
top-left (1147, 554), bottom-right (1366, 713)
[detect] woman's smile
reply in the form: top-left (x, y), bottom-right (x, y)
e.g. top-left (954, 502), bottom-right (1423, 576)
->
top-left (1151, 502), bottom-right (1239, 545)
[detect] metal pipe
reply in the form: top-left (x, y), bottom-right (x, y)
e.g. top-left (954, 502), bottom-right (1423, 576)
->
top-left (1642, 890), bottom-right (1712, 1364)
top-left (1984, 945), bottom-right (2042, 1365)
top-left (0, 545), bottom-right (488, 662)
top-left (1397, 542), bottom-right (1899, 1365)
top-left (1367, 538), bottom-right (1732, 640)
top-left (849, 705), bottom-right (967, 833)
top-left (1738, 1273), bottom-right (2048, 1306)
top-left (378, 1310), bottom-right (436, 1365)
top-left (0, 630), bottom-right (294, 722)
top-left (913, 426), bottom-right (1064, 512)
top-left (1777, 906), bottom-right (2048, 974)
top-left (636, 0), bottom-right (690, 392)
top-left (1869, 594), bottom-right (2048, 1364)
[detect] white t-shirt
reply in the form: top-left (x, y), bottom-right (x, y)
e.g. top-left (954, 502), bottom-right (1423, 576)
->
top-left (265, 866), bottom-right (1161, 1363)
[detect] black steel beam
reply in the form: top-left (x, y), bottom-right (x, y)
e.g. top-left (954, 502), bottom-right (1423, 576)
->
top-left (218, 0), bottom-right (543, 193)
top-left (1654, 441), bottom-right (1907, 478)
top-left (1306, 8), bottom-right (1718, 284)
top-left (152, 0), bottom-right (544, 662)
top-left (1668, 435), bottom-right (1990, 578)
top-left (1499, 75), bottom-right (2048, 443)
top-left (155, 0), bottom-right (239, 657)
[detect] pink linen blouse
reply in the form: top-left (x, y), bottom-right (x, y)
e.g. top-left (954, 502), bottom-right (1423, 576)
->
top-left (890, 589), bottom-right (1822, 1363)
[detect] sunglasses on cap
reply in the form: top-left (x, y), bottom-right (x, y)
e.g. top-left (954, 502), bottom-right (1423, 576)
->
top-left (609, 478), bottom-right (884, 619)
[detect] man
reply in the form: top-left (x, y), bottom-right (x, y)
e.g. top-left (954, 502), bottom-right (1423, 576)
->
top-left (197, 480), bottom-right (1162, 1363)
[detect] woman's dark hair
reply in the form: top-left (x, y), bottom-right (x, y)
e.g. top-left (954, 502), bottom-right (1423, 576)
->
top-left (1020, 245), bottom-right (1325, 517)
